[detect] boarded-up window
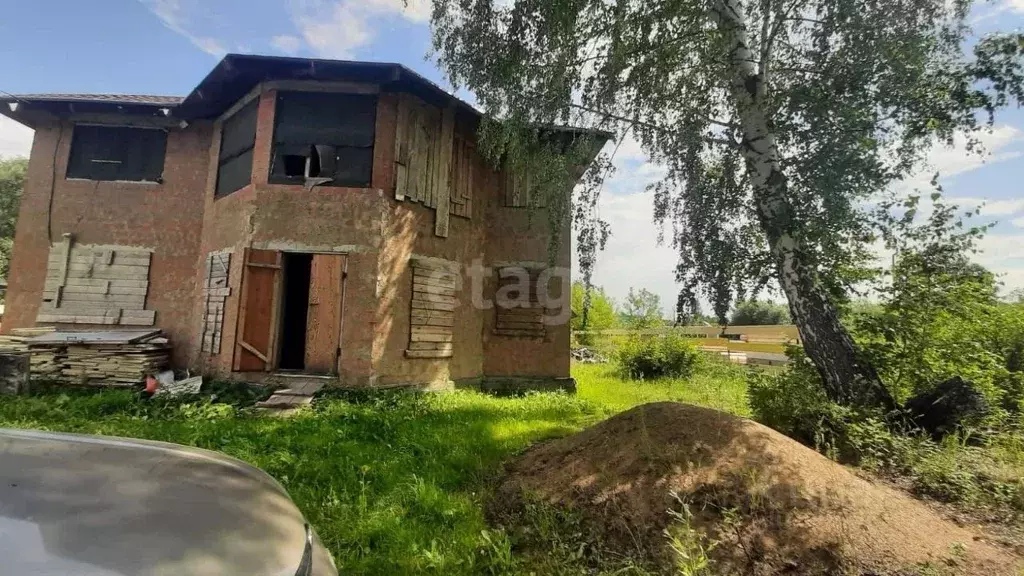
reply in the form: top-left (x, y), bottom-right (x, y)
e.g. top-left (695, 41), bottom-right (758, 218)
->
top-left (504, 170), bottom-right (547, 208)
top-left (66, 125), bottom-right (166, 182)
top-left (201, 252), bottom-right (231, 353)
top-left (38, 235), bottom-right (156, 326)
top-left (216, 100), bottom-right (258, 198)
top-left (406, 258), bottom-right (459, 359)
top-left (269, 91), bottom-right (377, 187)
top-left (494, 267), bottom-right (546, 338)
top-left (393, 94), bottom-right (458, 237)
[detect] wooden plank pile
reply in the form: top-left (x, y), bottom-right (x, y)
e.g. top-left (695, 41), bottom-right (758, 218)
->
top-left (0, 328), bottom-right (59, 378)
top-left (406, 258), bottom-right (459, 359)
top-left (23, 329), bottom-right (170, 386)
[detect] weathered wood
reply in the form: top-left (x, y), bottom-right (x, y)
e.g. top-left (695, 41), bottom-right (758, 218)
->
top-left (405, 349), bottom-right (453, 359)
top-left (394, 95), bottom-right (410, 201)
top-left (411, 300), bottom-right (456, 312)
top-left (411, 325), bottom-right (452, 335)
top-left (497, 320), bottom-right (545, 331)
top-left (412, 292), bottom-right (456, 305)
top-left (45, 278), bottom-right (149, 289)
top-left (239, 340), bottom-right (269, 363)
top-left (43, 285), bottom-right (148, 297)
top-left (202, 287), bottom-right (232, 297)
top-left (305, 254), bottom-right (343, 375)
top-left (494, 328), bottom-right (545, 338)
top-left (411, 331), bottom-right (453, 343)
top-left (408, 342), bottom-right (454, 352)
top-left (46, 263), bottom-right (150, 280)
top-left (434, 106), bottom-right (455, 238)
top-left (412, 282), bottom-right (456, 296)
top-left (235, 249), bottom-right (278, 371)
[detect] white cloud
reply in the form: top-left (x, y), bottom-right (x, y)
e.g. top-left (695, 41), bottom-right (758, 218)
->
top-left (577, 190), bottom-right (679, 314)
top-left (271, 34), bottom-right (304, 56)
top-left (0, 115), bottom-right (33, 159)
top-left (138, 0), bottom-right (227, 57)
top-left (1013, 216), bottom-right (1024, 228)
top-left (944, 197), bottom-right (1024, 217)
top-left (895, 125), bottom-right (1024, 194)
top-left (288, 0), bottom-right (431, 58)
top-left (973, 233), bottom-right (1024, 295)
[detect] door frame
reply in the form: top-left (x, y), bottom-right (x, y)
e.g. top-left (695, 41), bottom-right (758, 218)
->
top-left (232, 248), bottom-right (348, 375)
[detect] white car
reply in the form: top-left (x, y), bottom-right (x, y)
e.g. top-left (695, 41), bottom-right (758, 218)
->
top-left (0, 428), bottom-right (337, 576)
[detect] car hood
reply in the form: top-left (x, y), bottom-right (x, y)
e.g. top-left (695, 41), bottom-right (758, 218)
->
top-left (0, 428), bottom-right (313, 576)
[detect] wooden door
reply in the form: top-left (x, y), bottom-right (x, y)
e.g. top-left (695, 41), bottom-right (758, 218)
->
top-left (233, 249), bottom-right (282, 372)
top-left (304, 254), bottom-right (344, 374)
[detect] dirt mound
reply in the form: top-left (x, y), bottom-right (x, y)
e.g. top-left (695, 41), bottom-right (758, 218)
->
top-left (497, 402), bottom-right (1022, 575)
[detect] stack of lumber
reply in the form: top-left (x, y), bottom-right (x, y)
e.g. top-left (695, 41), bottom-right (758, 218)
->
top-left (0, 328), bottom-right (60, 378)
top-left (26, 329), bottom-right (170, 386)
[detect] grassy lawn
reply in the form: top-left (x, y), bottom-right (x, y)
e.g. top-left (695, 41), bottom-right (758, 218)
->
top-left (0, 361), bottom-right (748, 575)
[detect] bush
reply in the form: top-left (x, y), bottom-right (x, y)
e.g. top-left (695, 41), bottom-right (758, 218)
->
top-left (747, 348), bottom-right (857, 456)
top-left (729, 300), bottom-right (790, 326)
top-left (616, 333), bottom-right (702, 380)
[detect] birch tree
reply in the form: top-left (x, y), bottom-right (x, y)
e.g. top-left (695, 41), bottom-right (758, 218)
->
top-left (425, 0), bottom-right (1024, 409)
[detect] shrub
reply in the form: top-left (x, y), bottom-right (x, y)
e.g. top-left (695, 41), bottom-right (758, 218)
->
top-left (729, 299), bottom-right (790, 326)
top-left (747, 348), bottom-right (856, 456)
top-left (616, 332), bottom-right (702, 380)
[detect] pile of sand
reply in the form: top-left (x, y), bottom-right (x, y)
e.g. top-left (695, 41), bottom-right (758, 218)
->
top-left (497, 402), bottom-right (1022, 575)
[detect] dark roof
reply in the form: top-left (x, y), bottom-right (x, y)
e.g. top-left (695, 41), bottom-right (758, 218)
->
top-left (0, 54), bottom-right (612, 142)
top-left (10, 94), bottom-right (183, 106)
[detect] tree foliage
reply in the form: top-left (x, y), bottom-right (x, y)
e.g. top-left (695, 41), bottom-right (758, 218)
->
top-left (426, 0), bottom-right (1024, 408)
top-left (0, 157), bottom-right (26, 282)
top-left (621, 287), bottom-right (663, 329)
top-left (854, 192), bottom-right (1024, 407)
top-left (730, 299), bottom-right (790, 326)
top-left (570, 282), bottom-right (618, 331)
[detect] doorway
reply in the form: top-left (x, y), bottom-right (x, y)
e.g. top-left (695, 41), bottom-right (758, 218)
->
top-left (278, 253), bottom-right (312, 370)
top-left (234, 250), bottom-right (346, 376)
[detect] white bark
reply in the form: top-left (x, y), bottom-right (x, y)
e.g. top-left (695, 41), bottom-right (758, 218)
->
top-left (710, 0), bottom-right (895, 408)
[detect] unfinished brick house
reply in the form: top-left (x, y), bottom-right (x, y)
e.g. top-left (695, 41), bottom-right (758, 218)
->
top-left (0, 54), bottom-right (607, 391)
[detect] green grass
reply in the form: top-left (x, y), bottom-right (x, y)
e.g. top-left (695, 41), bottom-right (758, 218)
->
top-left (0, 361), bottom-right (749, 575)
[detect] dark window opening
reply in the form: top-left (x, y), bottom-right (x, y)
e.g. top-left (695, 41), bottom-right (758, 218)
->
top-left (278, 253), bottom-right (313, 370)
top-left (216, 99), bottom-right (258, 198)
top-left (270, 91), bottom-right (376, 188)
top-left (66, 125), bottom-right (166, 182)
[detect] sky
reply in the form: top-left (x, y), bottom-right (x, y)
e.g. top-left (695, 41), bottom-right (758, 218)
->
top-left (0, 0), bottom-right (1022, 314)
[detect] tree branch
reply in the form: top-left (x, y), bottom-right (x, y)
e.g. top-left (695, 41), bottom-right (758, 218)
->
top-left (567, 103), bottom-right (741, 148)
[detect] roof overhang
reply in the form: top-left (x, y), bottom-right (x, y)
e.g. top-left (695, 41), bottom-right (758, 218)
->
top-left (0, 53), bottom-right (613, 152)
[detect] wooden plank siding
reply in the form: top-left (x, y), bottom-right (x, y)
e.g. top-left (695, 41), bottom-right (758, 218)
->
top-left (37, 236), bottom-right (157, 326)
top-left (494, 266), bottom-right (547, 338)
top-left (406, 258), bottom-right (460, 359)
top-left (392, 94), bottom-right (475, 236)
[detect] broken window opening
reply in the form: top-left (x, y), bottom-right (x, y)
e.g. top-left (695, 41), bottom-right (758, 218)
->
top-left (269, 91), bottom-right (376, 188)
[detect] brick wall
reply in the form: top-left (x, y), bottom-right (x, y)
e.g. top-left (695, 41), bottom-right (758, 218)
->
top-left (4, 118), bottom-right (212, 366)
top-left (5, 83), bottom-right (574, 388)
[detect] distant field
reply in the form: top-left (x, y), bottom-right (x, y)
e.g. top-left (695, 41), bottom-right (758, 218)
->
top-left (575, 325), bottom-right (798, 355)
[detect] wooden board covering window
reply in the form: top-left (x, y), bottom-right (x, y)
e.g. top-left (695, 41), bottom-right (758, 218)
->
top-left (393, 95), bottom-right (467, 236)
top-left (38, 234), bottom-right (156, 326)
top-left (449, 133), bottom-right (474, 219)
top-left (201, 251), bottom-right (231, 354)
top-left (233, 249), bottom-right (281, 372)
top-left (494, 267), bottom-right (547, 338)
top-left (406, 258), bottom-right (459, 359)
top-left (304, 254), bottom-right (344, 374)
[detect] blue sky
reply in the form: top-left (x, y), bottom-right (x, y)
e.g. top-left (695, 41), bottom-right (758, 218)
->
top-left (0, 0), bottom-right (1022, 312)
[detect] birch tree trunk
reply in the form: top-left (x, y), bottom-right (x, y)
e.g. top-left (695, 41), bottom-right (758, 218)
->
top-left (711, 0), bottom-right (898, 410)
